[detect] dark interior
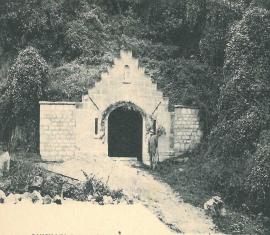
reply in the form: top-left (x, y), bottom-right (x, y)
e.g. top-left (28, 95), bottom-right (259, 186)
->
top-left (108, 107), bottom-right (142, 160)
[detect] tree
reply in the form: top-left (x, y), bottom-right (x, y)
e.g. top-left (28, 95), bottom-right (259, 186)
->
top-left (6, 46), bottom-right (49, 151)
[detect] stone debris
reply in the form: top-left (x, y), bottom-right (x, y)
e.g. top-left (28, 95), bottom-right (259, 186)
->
top-left (87, 194), bottom-right (113, 205)
top-left (0, 189), bottom-right (6, 203)
top-left (103, 195), bottom-right (113, 204)
top-left (90, 198), bottom-right (97, 204)
top-left (5, 193), bottom-right (22, 204)
top-left (127, 197), bottom-right (134, 205)
top-left (0, 190), bottom-right (62, 205)
top-left (43, 195), bottom-right (52, 204)
top-left (20, 192), bottom-right (33, 204)
top-left (53, 195), bottom-right (62, 205)
top-left (204, 196), bottom-right (227, 217)
top-left (30, 190), bottom-right (43, 203)
top-left (87, 194), bottom-right (93, 201)
top-left (22, 192), bottom-right (31, 199)
top-left (118, 197), bottom-right (128, 205)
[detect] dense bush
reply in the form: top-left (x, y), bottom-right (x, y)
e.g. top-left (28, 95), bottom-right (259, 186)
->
top-left (245, 130), bottom-right (270, 214)
top-left (204, 6), bottom-right (270, 214)
top-left (47, 62), bottom-right (98, 101)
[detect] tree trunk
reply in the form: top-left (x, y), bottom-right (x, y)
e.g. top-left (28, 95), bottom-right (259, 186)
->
top-left (9, 125), bottom-right (27, 153)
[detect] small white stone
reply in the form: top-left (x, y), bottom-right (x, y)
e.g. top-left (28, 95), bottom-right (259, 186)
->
top-left (5, 193), bottom-right (22, 204)
top-left (0, 190), bottom-right (6, 203)
top-left (53, 195), bottom-right (62, 205)
top-left (103, 195), bottom-right (113, 204)
top-left (43, 195), bottom-right (53, 204)
top-left (30, 191), bottom-right (43, 204)
top-left (204, 196), bottom-right (226, 217)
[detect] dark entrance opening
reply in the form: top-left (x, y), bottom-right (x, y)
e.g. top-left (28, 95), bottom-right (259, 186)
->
top-left (108, 106), bottom-right (142, 161)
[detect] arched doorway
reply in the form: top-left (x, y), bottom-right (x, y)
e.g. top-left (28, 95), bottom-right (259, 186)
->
top-left (108, 106), bottom-right (143, 161)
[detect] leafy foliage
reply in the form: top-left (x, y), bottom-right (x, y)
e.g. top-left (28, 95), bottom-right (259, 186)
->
top-left (204, 6), bottom-right (270, 214)
top-left (7, 47), bottom-right (48, 124)
top-left (199, 1), bottom-right (243, 66)
top-left (245, 130), bottom-right (270, 214)
top-left (47, 62), bottom-right (103, 101)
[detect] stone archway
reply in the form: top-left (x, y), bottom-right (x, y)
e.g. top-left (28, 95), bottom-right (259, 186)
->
top-left (100, 101), bottom-right (148, 162)
top-left (108, 106), bottom-right (143, 160)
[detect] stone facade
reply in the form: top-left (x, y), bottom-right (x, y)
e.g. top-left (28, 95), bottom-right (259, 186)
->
top-left (39, 51), bottom-right (202, 163)
top-left (40, 103), bottom-right (76, 161)
top-left (173, 105), bottom-right (202, 155)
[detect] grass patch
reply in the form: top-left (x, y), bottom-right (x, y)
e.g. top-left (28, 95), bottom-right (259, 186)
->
top-left (155, 153), bottom-right (270, 234)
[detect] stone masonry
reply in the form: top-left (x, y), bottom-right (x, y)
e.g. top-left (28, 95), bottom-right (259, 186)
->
top-left (40, 102), bottom-right (76, 161)
top-left (173, 105), bottom-right (202, 155)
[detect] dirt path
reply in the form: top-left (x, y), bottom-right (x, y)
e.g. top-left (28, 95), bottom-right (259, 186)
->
top-left (40, 156), bottom-right (220, 234)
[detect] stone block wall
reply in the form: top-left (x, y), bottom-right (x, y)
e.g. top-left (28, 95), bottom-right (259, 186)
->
top-left (173, 105), bottom-right (202, 155)
top-left (40, 102), bottom-right (76, 161)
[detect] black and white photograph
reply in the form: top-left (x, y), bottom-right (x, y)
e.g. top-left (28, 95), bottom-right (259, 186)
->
top-left (0, 0), bottom-right (270, 234)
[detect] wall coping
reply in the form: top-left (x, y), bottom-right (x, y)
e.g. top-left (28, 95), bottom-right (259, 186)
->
top-left (39, 101), bottom-right (77, 105)
top-left (174, 104), bottom-right (199, 109)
